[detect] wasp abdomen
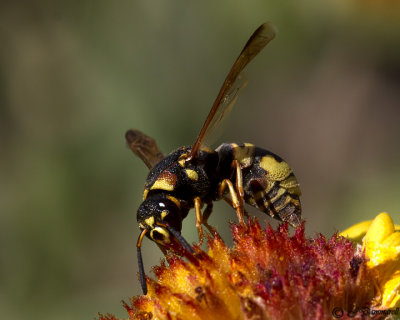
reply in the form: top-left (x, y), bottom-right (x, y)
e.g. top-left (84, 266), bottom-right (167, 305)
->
top-left (216, 143), bottom-right (302, 227)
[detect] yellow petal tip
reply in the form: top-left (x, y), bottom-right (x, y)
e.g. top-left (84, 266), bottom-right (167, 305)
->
top-left (364, 212), bottom-right (395, 244)
top-left (340, 220), bottom-right (372, 242)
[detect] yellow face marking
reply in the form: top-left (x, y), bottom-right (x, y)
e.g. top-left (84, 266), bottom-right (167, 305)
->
top-left (166, 195), bottom-right (181, 209)
top-left (143, 189), bottom-right (149, 200)
top-left (185, 169), bottom-right (199, 181)
top-left (145, 216), bottom-right (155, 228)
top-left (260, 155), bottom-right (291, 181)
top-left (233, 143), bottom-right (255, 168)
top-left (139, 223), bottom-right (146, 229)
top-left (150, 227), bottom-right (170, 244)
top-left (151, 178), bottom-right (175, 191)
top-left (161, 210), bottom-right (168, 220)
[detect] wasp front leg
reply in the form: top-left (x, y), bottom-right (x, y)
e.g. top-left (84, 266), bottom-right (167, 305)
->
top-left (218, 161), bottom-right (246, 225)
top-left (194, 197), bottom-right (205, 245)
top-left (194, 199), bottom-right (217, 244)
top-left (202, 202), bottom-right (217, 234)
top-left (233, 160), bottom-right (245, 218)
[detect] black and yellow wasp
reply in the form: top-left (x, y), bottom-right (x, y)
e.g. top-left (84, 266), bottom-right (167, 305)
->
top-left (126, 23), bottom-right (302, 295)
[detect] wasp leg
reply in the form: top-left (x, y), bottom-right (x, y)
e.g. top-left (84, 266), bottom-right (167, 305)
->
top-left (233, 160), bottom-right (245, 219)
top-left (223, 197), bottom-right (250, 219)
top-left (202, 203), bottom-right (217, 234)
top-left (218, 179), bottom-right (245, 224)
top-left (194, 197), bottom-right (205, 245)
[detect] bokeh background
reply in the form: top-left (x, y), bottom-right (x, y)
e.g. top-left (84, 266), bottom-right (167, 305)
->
top-left (1, 1), bottom-right (399, 319)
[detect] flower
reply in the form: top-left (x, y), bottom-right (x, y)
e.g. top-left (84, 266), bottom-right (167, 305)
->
top-left (98, 219), bottom-right (382, 320)
top-left (340, 212), bottom-right (400, 309)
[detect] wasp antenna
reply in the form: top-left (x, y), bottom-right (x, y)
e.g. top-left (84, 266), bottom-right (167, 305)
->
top-left (136, 228), bottom-right (148, 295)
top-left (159, 223), bottom-right (194, 254)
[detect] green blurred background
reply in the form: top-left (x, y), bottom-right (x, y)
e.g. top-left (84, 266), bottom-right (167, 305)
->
top-left (1, 1), bottom-right (399, 319)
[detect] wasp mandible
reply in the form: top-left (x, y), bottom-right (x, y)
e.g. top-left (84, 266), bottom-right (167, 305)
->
top-left (126, 22), bottom-right (302, 295)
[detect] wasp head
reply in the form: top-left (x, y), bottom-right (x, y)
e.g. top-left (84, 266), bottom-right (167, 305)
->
top-left (136, 193), bottom-right (193, 295)
top-left (136, 193), bottom-right (183, 244)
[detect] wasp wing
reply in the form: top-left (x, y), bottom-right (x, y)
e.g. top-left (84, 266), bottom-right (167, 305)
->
top-left (125, 129), bottom-right (164, 169)
top-left (188, 22), bottom-right (277, 160)
top-left (195, 73), bottom-right (248, 150)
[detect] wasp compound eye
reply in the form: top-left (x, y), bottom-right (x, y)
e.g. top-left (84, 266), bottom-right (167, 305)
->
top-left (137, 194), bottom-right (183, 233)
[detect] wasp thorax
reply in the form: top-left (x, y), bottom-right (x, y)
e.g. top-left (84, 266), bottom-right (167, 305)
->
top-left (137, 193), bottom-right (183, 237)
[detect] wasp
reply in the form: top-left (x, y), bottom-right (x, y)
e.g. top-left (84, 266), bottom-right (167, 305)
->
top-left (126, 23), bottom-right (302, 295)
